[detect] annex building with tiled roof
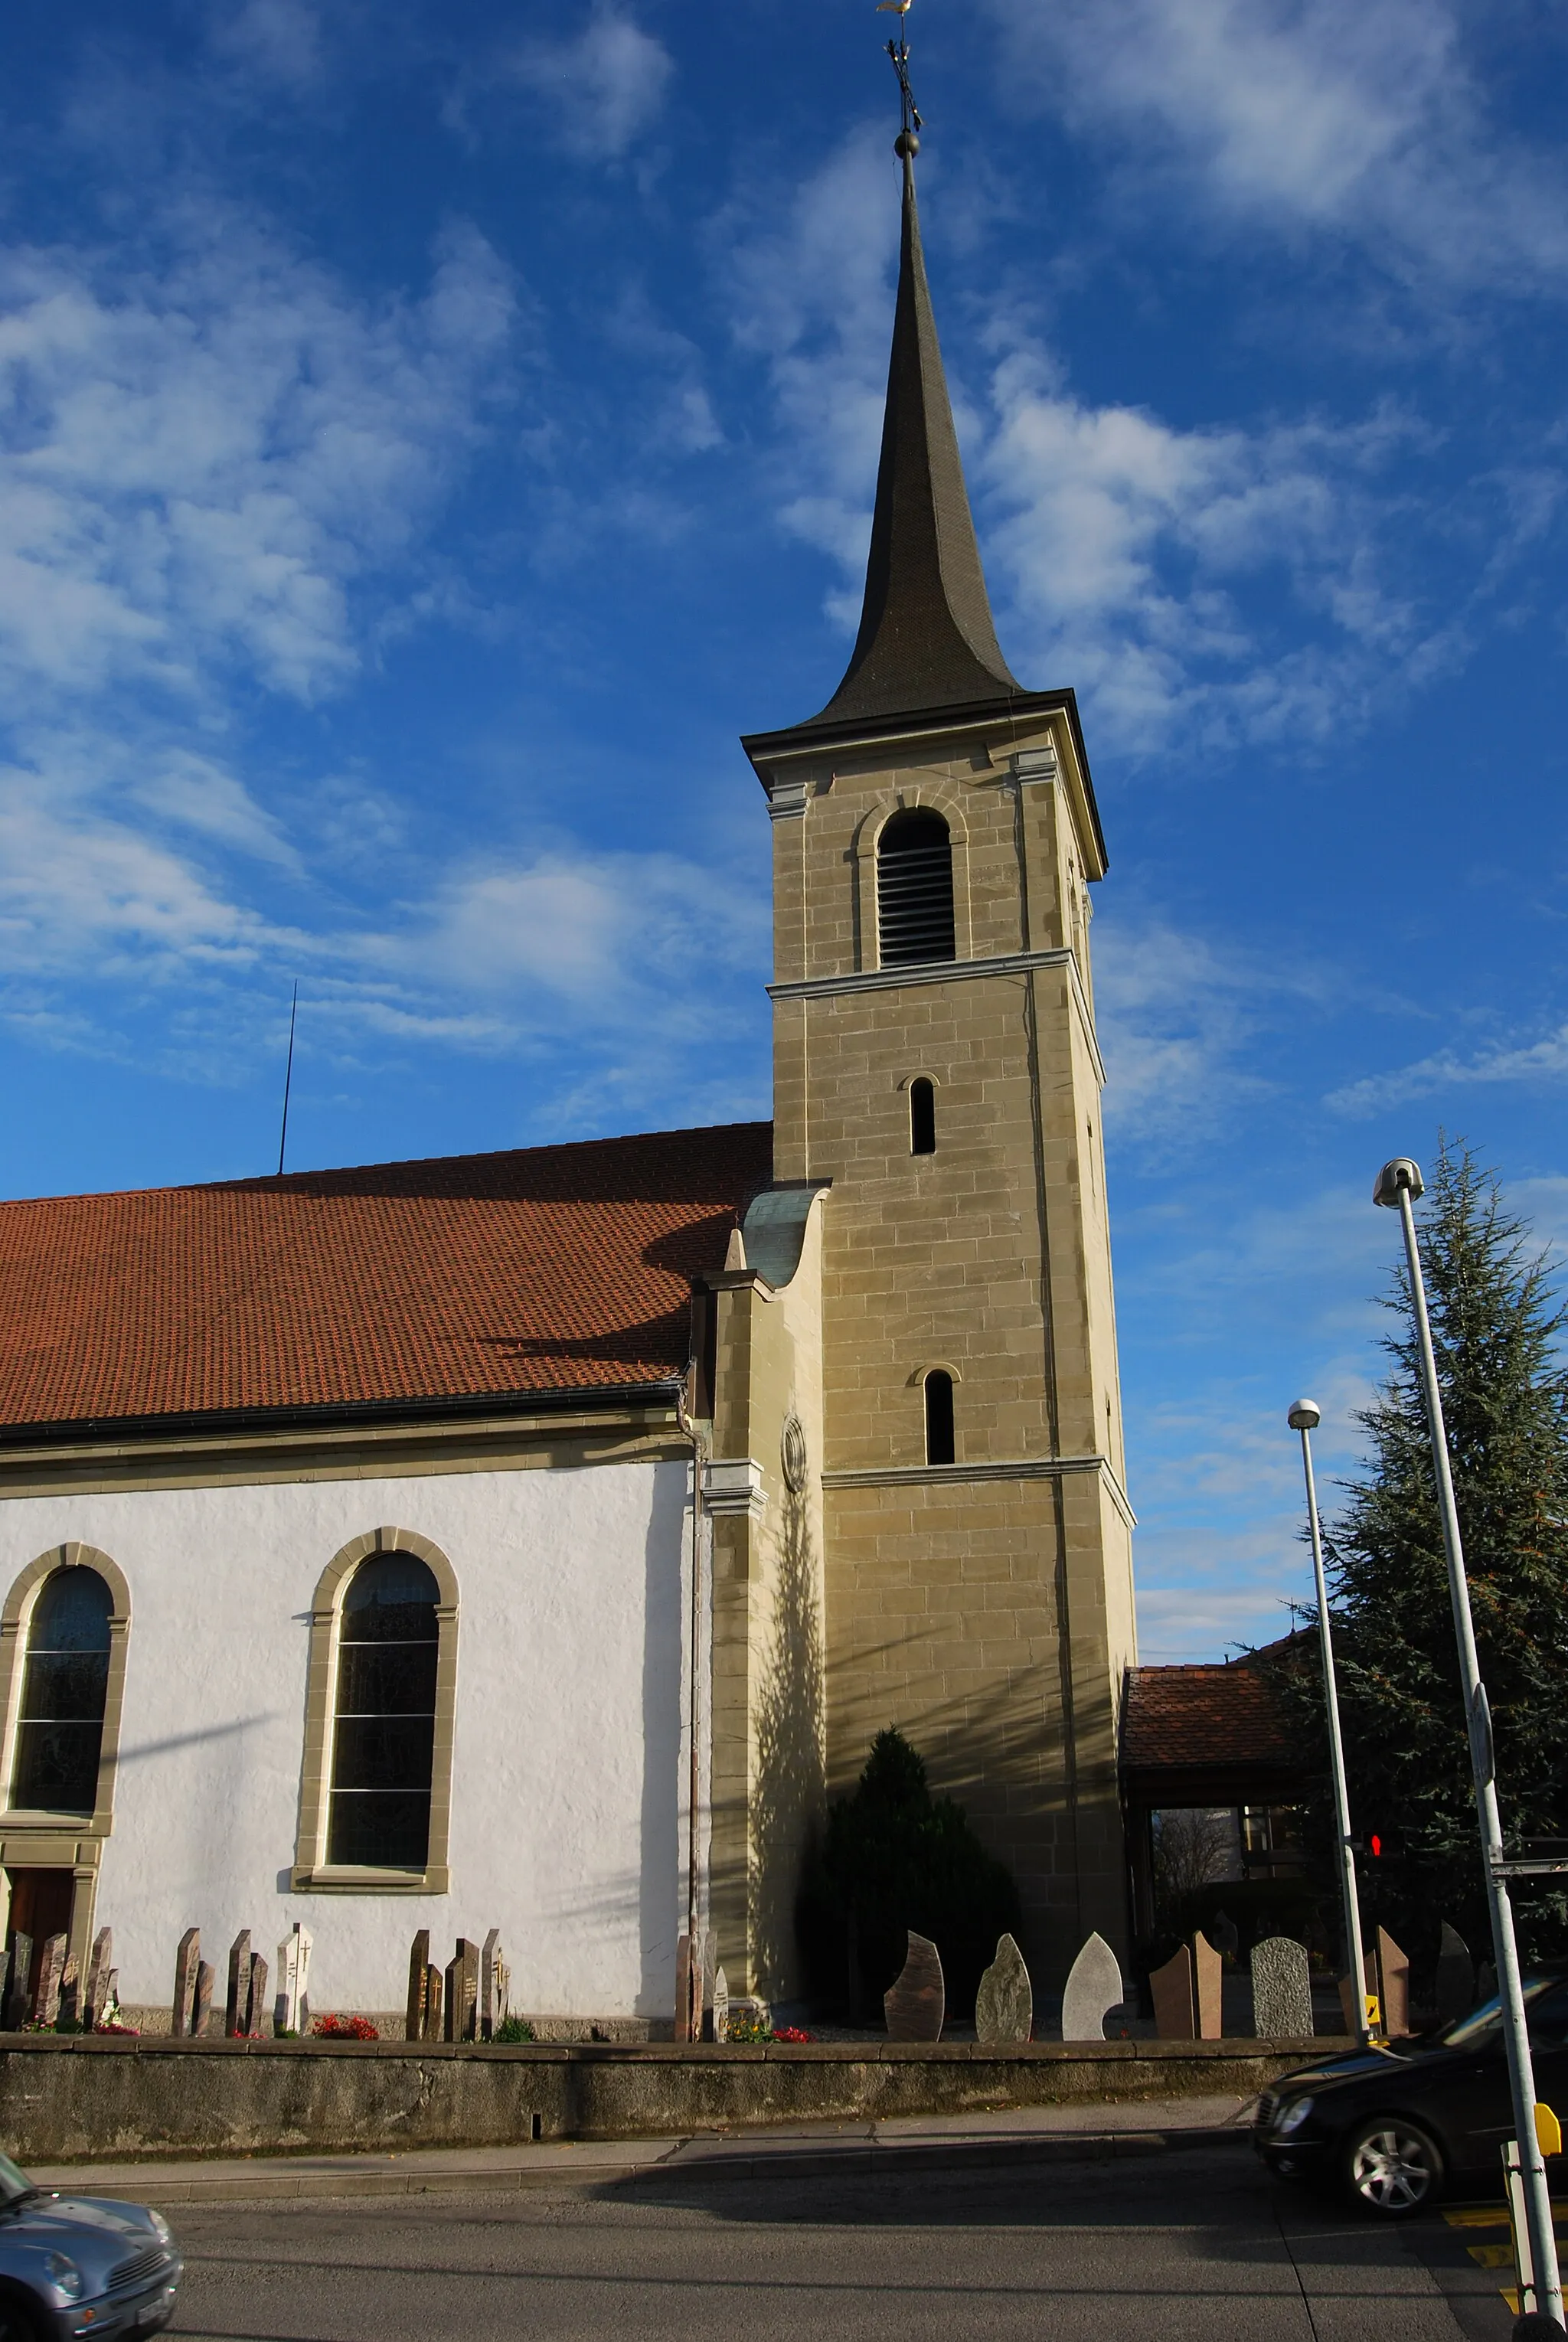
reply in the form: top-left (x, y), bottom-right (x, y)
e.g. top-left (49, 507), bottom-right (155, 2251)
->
top-left (0, 141), bottom-right (1142, 2033)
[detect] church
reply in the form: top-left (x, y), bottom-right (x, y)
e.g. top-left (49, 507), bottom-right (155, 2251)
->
top-left (0, 136), bottom-right (1135, 2030)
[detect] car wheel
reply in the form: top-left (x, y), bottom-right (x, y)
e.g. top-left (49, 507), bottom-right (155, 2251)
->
top-left (0, 2292), bottom-right (40, 2342)
top-left (1344, 2115), bottom-right (1444, 2216)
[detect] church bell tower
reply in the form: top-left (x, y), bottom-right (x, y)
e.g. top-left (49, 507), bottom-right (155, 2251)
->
top-left (741, 135), bottom-right (1136, 1977)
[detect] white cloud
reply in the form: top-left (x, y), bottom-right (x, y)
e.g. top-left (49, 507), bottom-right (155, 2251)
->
top-left (504, 8), bottom-right (673, 162)
top-left (0, 214), bottom-right (515, 710)
top-left (207, 0), bottom-right (323, 91)
top-left (985, 0), bottom-right (1568, 299)
top-left (1328, 1024), bottom-right (1568, 1117)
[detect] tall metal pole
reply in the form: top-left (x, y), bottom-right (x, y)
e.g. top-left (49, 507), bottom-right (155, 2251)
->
top-left (1374, 1157), bottom-right (1562, 2333)
top-left (1286, 1400), bottom-right (1369, 2046)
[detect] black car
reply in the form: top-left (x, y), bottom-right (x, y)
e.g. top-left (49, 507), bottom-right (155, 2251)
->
top-left (1256, 1961), bottom-right (1568, 2216)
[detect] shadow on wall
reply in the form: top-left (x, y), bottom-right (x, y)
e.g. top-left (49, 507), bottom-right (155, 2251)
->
top-left (743, 1475), bottom-right (826, 2001)
top-left (821, 1619), bottom-right (1085, 1987)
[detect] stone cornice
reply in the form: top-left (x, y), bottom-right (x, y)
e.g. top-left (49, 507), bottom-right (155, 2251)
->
top-left (768, 948), bottom-right (1106, 1091)
top-left (822, 1451), bottom-right (1136, 1531)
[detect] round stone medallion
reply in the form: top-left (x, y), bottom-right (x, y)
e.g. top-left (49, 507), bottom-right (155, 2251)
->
top-left (781, 1413), bottom-right (808, 1494)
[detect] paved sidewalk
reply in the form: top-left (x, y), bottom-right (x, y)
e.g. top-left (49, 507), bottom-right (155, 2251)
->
top-left (28, 2091), bottom-right (1259, 2206)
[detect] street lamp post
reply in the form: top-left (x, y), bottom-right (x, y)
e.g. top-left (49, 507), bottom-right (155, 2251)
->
top-left (1374, 1156), bottom-right (1563, 2335)
top-left (1285, 1398), bottom-right (1369, 2047)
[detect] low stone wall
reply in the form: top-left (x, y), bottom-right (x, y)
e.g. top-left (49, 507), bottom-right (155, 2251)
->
top-left (0, 2036), bottom-right (1341, 2166)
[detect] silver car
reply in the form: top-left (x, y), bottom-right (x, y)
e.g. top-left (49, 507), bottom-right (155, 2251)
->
top-left (0, 2153), bottom-right (180, 2341)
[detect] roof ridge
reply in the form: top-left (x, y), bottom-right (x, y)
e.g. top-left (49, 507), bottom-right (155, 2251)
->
top-left (0, 1118), bottom-right (774, 1213)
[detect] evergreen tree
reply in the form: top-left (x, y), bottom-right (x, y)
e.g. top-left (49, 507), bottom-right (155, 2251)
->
top-left (798, 1728), bottom-right (1022, 2019)
top-left (1292, 1142), bottom-right (1568, 1961)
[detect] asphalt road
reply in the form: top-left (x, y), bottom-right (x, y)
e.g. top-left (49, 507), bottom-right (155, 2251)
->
top-left (163, 2146), bottom-right (1517, 2342)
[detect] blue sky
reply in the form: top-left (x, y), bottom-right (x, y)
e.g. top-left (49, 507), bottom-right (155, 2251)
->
top-left (4, 0), bottom-right (1568, 1662)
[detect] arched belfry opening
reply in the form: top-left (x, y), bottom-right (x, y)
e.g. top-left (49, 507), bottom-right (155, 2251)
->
top-left (878, 810), bottom-right (955, 966)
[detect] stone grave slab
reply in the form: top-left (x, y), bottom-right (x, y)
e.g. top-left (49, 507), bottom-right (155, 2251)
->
top-left (225, 1932), bottom-right (251, 2039)
top-left (712, 1965), bottom-right (730, 2043)
top-left (35, 1934), bottom-right (67, 2028)
top-left (2, 1935), bottom-right (28, 2031)
top-left (446, 1938), bottom-right (479, 2042)
top-left (172, 1929), bottom-right (201, 2036)
top-left (1061, 1932), bottom-right (1122, 2042)
top-left (1150, 1943), bottom-right (1195, 2039)
top-left (1193, 1932), bottom-right (1222, 2040)
top-left (193, 1961), bottom-right (214, 2038)
top-left (84, 1929), bottom-right (112, 2032)
top-left (407, 1930), bottom-right (430, 2043)
top-left (246, 1953), bottom-right (268, 2038)
top-left (1251, 1937), bottom-right (1312, 2037)
top-left (481, 1929), bottom-right (503, 2041)
top-left (1436, 1923), bottom-right (1474, 2024)
top-left (884, 1932), bottom-right (945, 2041)
top-left (975, 1935), bottom-right (1032, 2044)
top-left (1376, 1928), bottom-right (1411, 2039)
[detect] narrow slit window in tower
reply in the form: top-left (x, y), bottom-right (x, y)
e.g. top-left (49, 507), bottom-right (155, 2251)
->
top-left (878, 810), bottom-right (956, 965)
top-left (924, 1369), bottom-right (955, 1466)
top-left (910, 1077), bottom-right (936, 1155)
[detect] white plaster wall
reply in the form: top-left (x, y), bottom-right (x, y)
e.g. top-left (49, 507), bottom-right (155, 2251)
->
top-left (0, 1461), bottom-right (690, 2020)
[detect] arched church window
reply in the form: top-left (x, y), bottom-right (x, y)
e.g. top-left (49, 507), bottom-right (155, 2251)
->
top-left (11, 1567), bottom-right (113, 1816)
top-left (910, 1077), bottom-right (936, 1155)
top-left (328, 1553), bottom-right (439, 1870)
top-left (878, 810), bottom-right (956, 966)
top-left (924, 1369), bottom-right (956, 1467)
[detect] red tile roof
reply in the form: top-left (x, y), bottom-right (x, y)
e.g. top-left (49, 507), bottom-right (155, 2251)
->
top-left (1122, 1650), bottom-right (1298, 1775)
top-left (0, 1122), bottom-right (774, 1432)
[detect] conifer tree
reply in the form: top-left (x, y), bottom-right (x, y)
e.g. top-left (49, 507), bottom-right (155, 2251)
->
top-left (1303, 1142), bottom-right (1568, 1959)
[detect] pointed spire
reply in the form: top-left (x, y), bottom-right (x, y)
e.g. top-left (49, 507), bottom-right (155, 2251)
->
top-left (812, 150), bottom-right (1021, 727)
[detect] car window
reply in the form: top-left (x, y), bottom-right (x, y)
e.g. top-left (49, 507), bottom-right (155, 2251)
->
top-left (1439, 1975), bottom-right (1568, 2052)
top-left (1527, 1985), bottom-right (1568, 2047)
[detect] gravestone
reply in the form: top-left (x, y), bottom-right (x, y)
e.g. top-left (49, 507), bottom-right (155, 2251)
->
top-left (1193, 1932), bottom-right (1222, 2040)
top-left (225, 1932), bottom-right (252, 2038)
top-left (975, 1935), bottom-right (1033, 2045)
top-left (445, 1939), bottom-right (479, 2043)
top-left (83, 1929), bottom-right (113, 2031)
top-left (275, 1922), bottom-right (312, 2034)
top-left (701, 1930), bottom-right (717, 2040)
top-left (1251, 1937), bottom-right (1312, 2038)
top-left (481, 1929), bottom-right (504, 2041)
top-left (35, 1933), bottom-right (67, 2028)
top-left (406, 1930), bottom-right (430, 2043)
top-left (425, 1961), bottom-right (443, 2040)
top-left (57, 1954), bottom-right (80, 2030)
top-left (172, 1928), bottom-right (201, 2036)
top-left (1376, 1928), bottom-right (1411, 2039)
top-left (712, 1965), bottom-right (730, 2043)
top-left (884, 1932), bottom-right (945, 2042)
top-left (1210, 1909), bottom-right (1240, 1959)
top-left (1436, 1923), bottom-right (1474, 2024)
top-left (5, 1933), bottom-right (31, 2030)
top-left (103, 1968), bottom-right (121, 2024)
top-left (674, 1934), bottom-right (693, 2043)
top-left (0, 1946), bottom-right (10, 2030)
top-left (1061, 1932), bottom-right (1122, 2043)
top-left (247, 1953), bottom-right (268, 2037)
top-left (192, 1961), bottom-right (214, 2038)
top-left (1150, 1943), bottom-right (1195, 2039)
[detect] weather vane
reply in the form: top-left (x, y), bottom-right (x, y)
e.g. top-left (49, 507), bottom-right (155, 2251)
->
top-left (875, 0), bottom-right (922, 152)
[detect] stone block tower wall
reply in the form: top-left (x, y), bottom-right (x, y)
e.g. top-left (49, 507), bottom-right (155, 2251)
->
top-left (741, 145), bottom-right (1137, 1983)
top-left (757, 718), bottom-right (1135, 1979)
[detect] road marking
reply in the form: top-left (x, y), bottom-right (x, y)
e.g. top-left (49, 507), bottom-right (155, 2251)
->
top-left (1443, 2200), bottom-right (1566, 2318)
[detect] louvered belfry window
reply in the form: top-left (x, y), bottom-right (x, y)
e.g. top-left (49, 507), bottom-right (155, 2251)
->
top-left (877, 809), bottom-right (956, 966)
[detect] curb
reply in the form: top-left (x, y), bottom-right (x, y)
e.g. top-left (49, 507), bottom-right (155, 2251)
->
top-left (34, 2124), bottom-right (1254, 2207)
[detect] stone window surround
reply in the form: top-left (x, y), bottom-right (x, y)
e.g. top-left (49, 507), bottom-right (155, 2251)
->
top-left (0, 1542), bottom-right (131, 1974)
top-left (854, 785), bottom-right (972, 971)
top-left (292, 1526), bottom-right (459, 1897)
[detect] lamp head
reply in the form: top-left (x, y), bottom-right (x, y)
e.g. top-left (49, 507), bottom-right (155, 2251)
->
top-left (1287, 1399), bottom-right (1321, 1432)
top-left (1374, 1157), bottom-right (1424, 1207)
